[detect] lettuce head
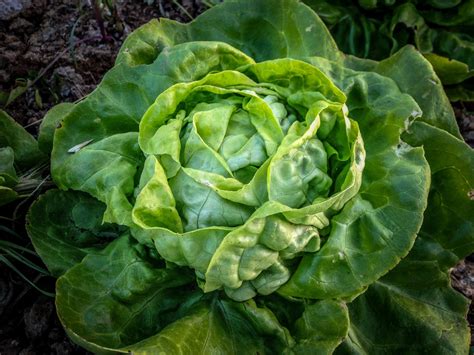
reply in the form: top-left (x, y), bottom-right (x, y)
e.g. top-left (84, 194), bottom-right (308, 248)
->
top-left (27, 0), bottom-right (474, 353)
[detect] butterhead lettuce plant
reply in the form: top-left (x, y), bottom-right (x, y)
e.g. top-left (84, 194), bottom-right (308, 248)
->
top-left (27, 0), bottom-right (474, 353)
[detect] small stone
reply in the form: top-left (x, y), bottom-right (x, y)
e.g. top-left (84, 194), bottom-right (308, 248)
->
top-left (19, 345), bottom-right (36, 355)
top-left (24, 301), bottom-right (54, 340)
top-left (51, 341), bottom-right (78, 354)
top-left (0, 0), bottom-right (32, 21)
top-left (9, 18), bottom-right (34, 31)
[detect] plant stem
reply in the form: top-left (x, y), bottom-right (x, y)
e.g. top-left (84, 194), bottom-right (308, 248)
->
top-left (93, 0), bottom-right (108, 41)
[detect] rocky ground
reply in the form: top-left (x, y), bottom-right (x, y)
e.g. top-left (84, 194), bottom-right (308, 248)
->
top-left (0, 1), bottom-right (472, 353)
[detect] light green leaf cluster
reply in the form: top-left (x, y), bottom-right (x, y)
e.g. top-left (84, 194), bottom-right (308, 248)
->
top-left (26, 0), bottom-right (473, 353)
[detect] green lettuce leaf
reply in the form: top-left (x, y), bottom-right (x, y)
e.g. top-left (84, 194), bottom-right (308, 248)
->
top-left (0, 146), bottom-right (18, 205)
top-left (117, 0), bottom-right (341, 65)
top-left (26, 189), bottom-right (122, 277)
top-left (0, 110), bottom-right (46, 170)
top-left (337, 121), bottom-right (473, 353)
top-left (38, 102), bottom-right (74, 155)
top-left (0, 109), bottom-right (46, 206)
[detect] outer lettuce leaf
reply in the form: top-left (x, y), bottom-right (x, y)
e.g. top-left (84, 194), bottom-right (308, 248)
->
top-left (0, 186), bottom-right (17, 206)
top-left (371, 46), bottom-right (461, 137)
top-left (0, 109), bottom-right (46, 170)
top-left (403, 122), bottom-right (474, 265)
top-left (336, 122), bottom-right (473, 354)
top-left (0, 147), bottom-right (17, 187)
top-left (424, 53), bottom-right (474, 86)
top-left (117, 0), bottom-right (341, 66)
top-left (26, 189), bottom-right (122, 277)
top-left (0, 109), bottom-right (46, 206)
top-left (345, 46), bottom-right (461, 138)
top-left (38, 102), bottom-right (74, 155)
top-left (0, 146), bottom-right (18, 206)
top-left (337, 266), bottom-right (470, 354)
top-left (124, 298), bottom-right (294, 355)
top-left (55, 132), bottom-right (144, 226)
top-left (0, 147), bottom-right (18, 206)
top-left (293, 300), bottom-right (349, 354)
top-left (56, 235), bottom-right (194, 351)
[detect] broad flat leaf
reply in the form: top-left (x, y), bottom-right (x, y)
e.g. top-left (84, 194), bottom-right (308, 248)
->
top-left (431, 29), bottom-right (474, 73)
top-left (424, 53), bottom-right (474, 85)
top-left (56, 235), bottom-right (195, 350)
top-left (124, 299), bottom-right (294, 354)
top-left (337, 267), bottom-right (470, 354)
top-left (336, 122), bottom-right (474, 354)
top-left (38, 102), bottom-right (74, 155)
top-left (117, 0), bottom-right (341, 65)
top-left (27, 189), bottom-right (122, 276)
top-left (373, 46), bottom-right (461, 137)
top-left (344, 45), bottom-right (463, 137)
top-left (55, 132), bottom-right (144, 226)
top-left (293, 300), bottom-right (349, 354)
top-left (403, 121), bottom-right (474, 266)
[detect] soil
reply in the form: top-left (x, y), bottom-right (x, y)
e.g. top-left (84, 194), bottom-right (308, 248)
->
top-left (0, 0), bottom-right (206, 129)
top-left (454, 102), bottom-right (474, 148)
top-left (0, 1), bottom-right (473, 353)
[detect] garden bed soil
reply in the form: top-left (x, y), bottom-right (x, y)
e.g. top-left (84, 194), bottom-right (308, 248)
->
top-left (0, 1), bottom-right (473, 353)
